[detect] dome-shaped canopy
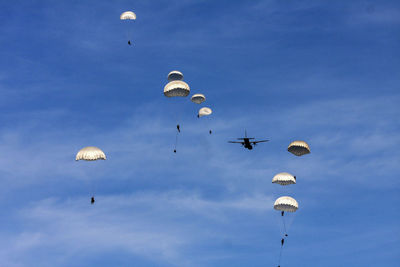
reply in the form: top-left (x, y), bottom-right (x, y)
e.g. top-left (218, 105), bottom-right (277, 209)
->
top-left (120, 11), bottom-right (136, 20)
top-left (191, 94), bottom-right (206, 104)
top-left (288, 140), bottom-right (310, 156)
top-left (167, 70), bottom-right (184, 82)
top-left (164, 80), bottom-right (190, 97)
top-left (198, 107), bottom-right (212, 117)
top-left (76, 146), bottom-right (106, 161)
top-left (274, 196), bottom-right (298, 212)
top-left (272, 172), bottom-right (296, 186)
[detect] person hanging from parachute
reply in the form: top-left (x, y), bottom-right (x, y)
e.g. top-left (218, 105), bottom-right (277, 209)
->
top-left (164, 71), bottom-right (189, 153)
top-left (281, 209), bottom-right (288, 236)
top-left (76, 146), bottom-right (106, 205)
top-left (198, 107), bottom-right (213, 135)
top-left (174, 124), bottom-right (180, 153)
top-left (120, 11), bottom-right (136, 45)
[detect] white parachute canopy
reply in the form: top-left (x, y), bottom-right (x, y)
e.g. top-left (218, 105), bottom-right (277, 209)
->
top-left (191, 94), bottom-right (206, 104)
top-left (120, 11), bottom-right (136, 20)
top-left (272, 172), bottom-right (296, 186)
top-left (288, 140), bottom-right (310, 156)
top-left (164, 80), bottom-right (190, 97)
top-left (274, 196), bottom-right (298, 212)
top-left (168, 70), bottom-right (184, 82)
top-left (198, 107), bottom-right (212, 117)
top-left (76, 146), bottom-right (106, 161)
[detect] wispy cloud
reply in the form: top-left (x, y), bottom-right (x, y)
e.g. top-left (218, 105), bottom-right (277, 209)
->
top-left (0, 192), bottom-right (274, 267)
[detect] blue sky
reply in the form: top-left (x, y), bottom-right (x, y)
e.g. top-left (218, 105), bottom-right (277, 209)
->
top-left (0, 0), bottom-right (399, 266)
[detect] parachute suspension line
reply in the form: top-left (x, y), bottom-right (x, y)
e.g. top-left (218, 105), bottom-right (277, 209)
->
top-left (277, 236), bottom-right (286, 267)
top-left (285, 212), bottom-right (297, 237)
top-left (92, 162), bottom-right (100, 199)
top-left (281, 214), bottom-right (288, 236)
top-left (174, 130), bottom-right (179, 153)
top-left (88, 168), bottom-right (98, 204)
top-left (84, 170), bottom-right (95, 203)
top-left (128, 25), bottom-right (133, 44)
top-left (91, 179), bottom-right (98, 198)
top-left (90, 181), bottom-right (95, 198)
top-left (171, 103), bottom-right (179, 153)
top-left (278, 244), bottom-right (283, 267)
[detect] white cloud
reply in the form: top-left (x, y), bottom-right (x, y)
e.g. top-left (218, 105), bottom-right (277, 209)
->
top-left (0, 191), bottom-right (275, 267)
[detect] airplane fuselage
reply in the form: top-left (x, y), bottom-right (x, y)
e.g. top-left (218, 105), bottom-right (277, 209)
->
top-left (243, 138), bottom-right (253, 150)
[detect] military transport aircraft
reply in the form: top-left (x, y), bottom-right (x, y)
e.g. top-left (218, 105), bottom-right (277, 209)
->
top-left (228, 130), bottom-right (269, 150)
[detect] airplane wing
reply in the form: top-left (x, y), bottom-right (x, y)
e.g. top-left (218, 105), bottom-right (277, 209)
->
top-left (228, 141), bottom-right (244, 144)
top-left (252, 140), bottom-right (269, 144)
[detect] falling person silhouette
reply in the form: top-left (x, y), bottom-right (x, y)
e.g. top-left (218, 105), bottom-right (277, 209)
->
top-left (128, 40), bottom-right (131, 45)
top-left (91, 197), bottom-right (95, 204)
top-left (177, 124), bottom-right (180, 133)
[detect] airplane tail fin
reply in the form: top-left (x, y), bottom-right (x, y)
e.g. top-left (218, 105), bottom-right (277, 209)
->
top-left (236, 129), bottom-right (254, 140)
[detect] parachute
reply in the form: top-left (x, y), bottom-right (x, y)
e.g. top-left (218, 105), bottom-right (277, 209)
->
top-left (76, 146), bottom-right (106, 161)
top-left (191, 94), bottom-right (206, 104)
top-left (274, 196), bottom-right (298, 212)
top-left (272, 172), bottom-right (296, 186)
top-left (198, 107), bottom-right (212, 117)
top-left (288, 140), bottom-right (310, 156)
top-left (167, 70), bottom-right (184, 82)
top-left (164, 80), bottom-right (190, 97)
top-left (120, 11), bottom-right (136, 20)
top-left (76, 146), bottom-right (106, 204)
